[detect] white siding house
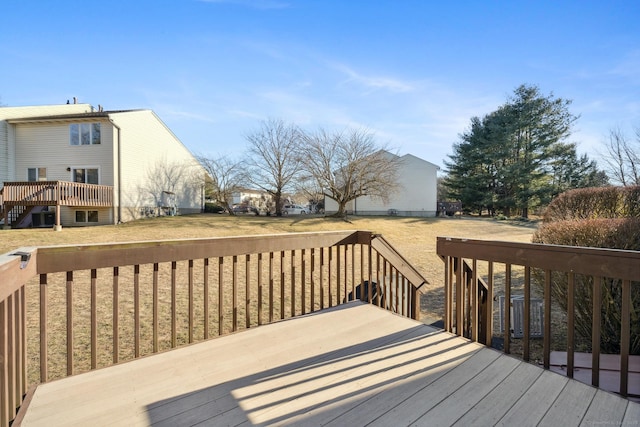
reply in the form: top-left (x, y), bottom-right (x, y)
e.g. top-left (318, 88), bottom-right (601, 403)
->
top-left (1, 103), bottom-right (207, 228)
top-left (324, 153), bottom-right (440, 217)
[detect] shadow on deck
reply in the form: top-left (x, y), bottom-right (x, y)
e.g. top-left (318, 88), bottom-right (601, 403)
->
top-left (18, 303), bottom-right (640, 426)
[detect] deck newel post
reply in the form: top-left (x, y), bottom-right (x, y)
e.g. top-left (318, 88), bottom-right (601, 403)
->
top-left (444, 256), bottom-right (450, 332)
top-left (411, 284), bottom-right (419, 320)
top-left (471, 259), bottom-right (478, 342)
top-left (54, 182), bottom-right (62, 231)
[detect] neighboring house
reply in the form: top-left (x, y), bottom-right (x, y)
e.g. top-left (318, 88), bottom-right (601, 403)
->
top-left (231, 188), bottom-right (281, 213)
top-left (0, 102), bottom-right (207, 229)
top-left (324, 152), bottom-right (440, 217)
top-left (231, 188), bottom-right (267, 206)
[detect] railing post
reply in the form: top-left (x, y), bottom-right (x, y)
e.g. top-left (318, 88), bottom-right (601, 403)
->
top-left (485, 262), bottom-right (494, 346)
top-left (471, 259), bottom-right (478, 342)
top-left (523, 266), bottom-right (530, 362)
top-left (455, 257), bottom-right (462, 337)
top-left (543, 269), bottom-right (551, 369)
top-left (620, 279), bottom-right (631, 397)
top-left (591, 276), bottom-right (601, 387)
top-left (504, 264), bottom-right (511, 354)
top-left (444, 256), bottom-right (451, 332)
top-left (1, 299), bottom-right (8, 427)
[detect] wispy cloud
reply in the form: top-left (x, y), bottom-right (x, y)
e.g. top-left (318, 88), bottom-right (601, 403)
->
top-left (609, 49), bottom-right (640, 83)
top-left (330, 62), bottom-right (415, 93)
top-left (197, 0), bottom-right (290, 10)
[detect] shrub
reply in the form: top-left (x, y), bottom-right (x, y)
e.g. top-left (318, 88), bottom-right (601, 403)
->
top-left (533, 216), bottom-right (640, 354)
top-left (204, 203), bottom-right (226, 214)
top-left (542, 185), bottom-right (640, 223)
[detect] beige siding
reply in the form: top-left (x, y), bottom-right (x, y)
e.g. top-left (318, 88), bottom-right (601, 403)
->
top-left (14, 121), bottom-right (114, 184)
top-left (325, 153), bottom-right (439, 217)
top-left (110, 110), bottom-right (205, 218)
top-left (61, 207), bottom-right (113, 227)
top-left (1, 104), bottom-right (93, 185)
top-left (356, 154), bottom-right (439, 216)
top-left (2, 104), bottom-right (206, 227)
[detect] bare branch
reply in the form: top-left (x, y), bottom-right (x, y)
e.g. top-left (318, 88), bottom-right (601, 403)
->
top-left (244, 118), bottom-right (303, 216)
top-left (600, 126), bottom-right (640, 186)
top-left (196, 154), bottom-right (244, 213)
top-left (300, 128), bottom-right (400, 217)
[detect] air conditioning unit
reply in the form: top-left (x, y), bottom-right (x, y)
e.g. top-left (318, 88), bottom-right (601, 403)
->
top-left (499, 295), bottom-right (544, 338)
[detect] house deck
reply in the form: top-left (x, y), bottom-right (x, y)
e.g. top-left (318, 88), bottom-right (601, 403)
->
top-left (18, 302), bottom-right (640, 427)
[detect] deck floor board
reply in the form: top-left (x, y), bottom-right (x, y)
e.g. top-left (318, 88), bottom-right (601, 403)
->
top-left (19, 302), bottom-right (638, 427)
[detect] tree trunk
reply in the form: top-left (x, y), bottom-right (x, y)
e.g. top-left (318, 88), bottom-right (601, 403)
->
top-left (273, 192), bottom-right (283, 216)
top-left (334, 202), bottom-right (348, 218)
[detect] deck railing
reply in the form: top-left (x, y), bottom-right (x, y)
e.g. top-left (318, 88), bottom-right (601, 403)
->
top-left (1, 181), bottom-right (113, 207)
top-left (0, 230), bottom-right (427, 427)
top-left (437, 236), bottom-right (640, 399)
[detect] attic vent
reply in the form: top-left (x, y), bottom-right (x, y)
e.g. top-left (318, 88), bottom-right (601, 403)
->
top-left (499, 295), bottom-right (544, 338)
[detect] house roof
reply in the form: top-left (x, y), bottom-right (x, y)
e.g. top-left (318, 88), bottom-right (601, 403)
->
top-left (6, 110), bottom-right (143, 123)
top-left (398, 153), bottom-right (441, 170)
top-left (377, 150), bottom-right (440, 170)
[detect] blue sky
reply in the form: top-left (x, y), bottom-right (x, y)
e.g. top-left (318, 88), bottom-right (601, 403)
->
top-left (1, 0), bottom-right (638, 170)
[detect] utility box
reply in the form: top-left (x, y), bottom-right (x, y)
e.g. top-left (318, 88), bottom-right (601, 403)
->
top-left (499, 295), bottom-right (544, 338)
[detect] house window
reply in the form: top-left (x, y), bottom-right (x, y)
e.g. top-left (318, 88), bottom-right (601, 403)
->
top-left (72, 168), bottom-right (99, 184)
top-left (70, 123), bottom-right (101, 145)
top-left (75, 210), bottom-right (99, 223)
top-left (27, 167), bottom-right (47, 182)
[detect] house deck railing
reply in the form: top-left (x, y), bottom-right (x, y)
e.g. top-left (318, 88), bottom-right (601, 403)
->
top-left (437, 236), bottom-right (640, 400)
top-left (1, 181), bottom-right (113, 228)
top-left (2, 181), bottom-right (113, 207)
top-left (0, 230), bottom-right (427, 427)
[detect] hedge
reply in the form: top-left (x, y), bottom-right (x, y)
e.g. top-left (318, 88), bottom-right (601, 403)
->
top-left (534, 196), bottom-right (640, 354)
top-left (542, 185), bottom-right (640, 223)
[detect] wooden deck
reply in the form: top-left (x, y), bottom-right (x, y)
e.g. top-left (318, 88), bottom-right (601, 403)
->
top-left (18, 302), bottom-right (640, 427)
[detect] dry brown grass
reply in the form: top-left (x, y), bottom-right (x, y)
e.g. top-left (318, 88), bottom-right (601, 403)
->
top-left (3, 213), bottom-right (539, 382)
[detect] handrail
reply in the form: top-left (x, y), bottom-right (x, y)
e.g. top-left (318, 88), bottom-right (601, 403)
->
top-left (437, 236), bottom-right (640, 399)
top-left (0, 230), bottom-right (424, 427)
top-left (2, 181), bottom-right (113, 207)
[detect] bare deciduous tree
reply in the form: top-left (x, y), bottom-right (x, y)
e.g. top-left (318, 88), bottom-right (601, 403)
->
top-left (300, 128), bottom-right (401, 217)
top-left (197, 154), bottom-right (244, 214)
top-left (244, 119), bottom-right (303, 216)
top-left (600, 126), bottom-right (640, 186)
